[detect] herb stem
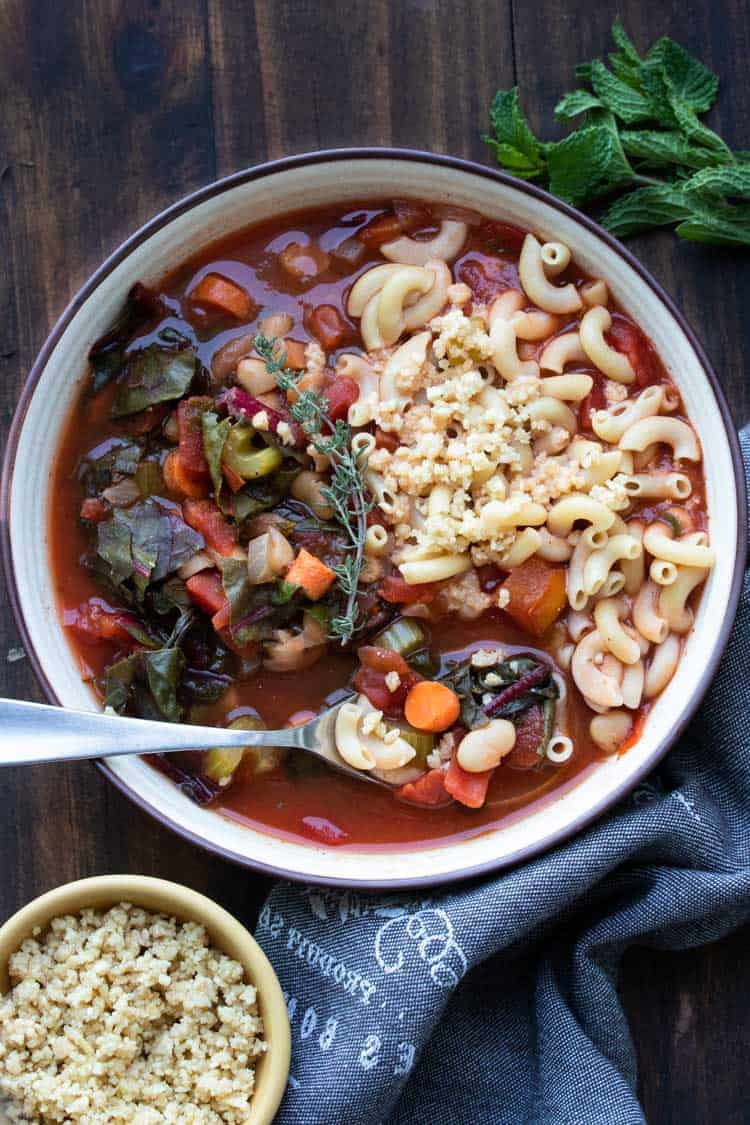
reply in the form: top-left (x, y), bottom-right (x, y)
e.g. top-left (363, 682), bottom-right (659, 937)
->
top-left (252, 334), bottom-right (372, 644)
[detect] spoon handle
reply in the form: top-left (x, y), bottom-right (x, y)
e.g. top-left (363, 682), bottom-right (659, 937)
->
top-left (0, 698), bottom-right (300, 766)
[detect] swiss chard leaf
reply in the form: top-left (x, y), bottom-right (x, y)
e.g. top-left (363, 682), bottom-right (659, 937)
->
top-left (201, 411), bottom-right (232, 498)
top-left (231, 462), bottom-right (301, 522)
top-left (88, 283), bottom-right (162, 393)
top-left (111, 345), bottom-right (197, 418)
top-left (144, 646), bottom-right (185, 722)
top-left (103, 654), bottom-right (140, 712)
top-left (442, 654), bottom-right (558, 731)
top-left (217, 555), bottom-right (252, 624)
top-left (78, 438), bottom-right (142, 496)
top-left (97, 499), bottom-right (204, 593)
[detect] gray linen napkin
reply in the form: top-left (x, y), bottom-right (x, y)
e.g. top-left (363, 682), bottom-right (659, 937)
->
top-left (255, 428), bottom-right (750, 1125)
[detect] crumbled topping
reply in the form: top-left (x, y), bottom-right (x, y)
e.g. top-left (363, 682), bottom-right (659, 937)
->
top-left (385, 671), bottom-right (402, 692)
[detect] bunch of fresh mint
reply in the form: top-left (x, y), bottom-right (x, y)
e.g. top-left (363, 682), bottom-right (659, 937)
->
top-left (485, 21), bottom-right (750, 245)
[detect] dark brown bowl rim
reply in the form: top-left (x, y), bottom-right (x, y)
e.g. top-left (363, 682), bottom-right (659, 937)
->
top-left (2, 146), bottom-right (746, 890)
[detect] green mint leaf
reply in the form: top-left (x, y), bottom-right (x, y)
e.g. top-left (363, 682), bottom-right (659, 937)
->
top-left (668, 95), bottom-right (733, 159)
top-left (554, 89), bottom-right (603, 121)
top-left (683, 164), bottom-right (750, 200)
top-left (588, 59), bottom-right (654, 124)
top-left (600, 184), bottom-right (693, 237)
top-left (546, 121), bottom-right (634, 207)
top-left (676, 212), bottom-right (750, 247)
top-left (609, 19), bottom-right (644, 87)
top-left (646, 36), bottom-right (719, 113)
top-left (620, 130), bottom-right (724, 170)
top-left (488, 89), bottom-right (546, 179)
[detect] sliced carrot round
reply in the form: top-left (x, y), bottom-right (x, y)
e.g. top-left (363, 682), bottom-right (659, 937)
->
top-left (404, 680), bottom-right (461, 733)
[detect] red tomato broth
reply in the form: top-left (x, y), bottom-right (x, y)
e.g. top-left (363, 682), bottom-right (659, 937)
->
top-left (47, 199), bottom-right (708, 850)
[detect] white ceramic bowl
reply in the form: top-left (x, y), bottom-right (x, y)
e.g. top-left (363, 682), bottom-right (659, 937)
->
top-left (2, 149), bottom-right (746, 888)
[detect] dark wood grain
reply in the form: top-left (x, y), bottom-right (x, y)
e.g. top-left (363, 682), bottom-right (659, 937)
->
top-left (1, 2), bottom-right (748, 1121)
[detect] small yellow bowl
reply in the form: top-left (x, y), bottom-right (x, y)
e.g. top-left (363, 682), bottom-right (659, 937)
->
top-left (0, 875), bottom-right (290, 1124)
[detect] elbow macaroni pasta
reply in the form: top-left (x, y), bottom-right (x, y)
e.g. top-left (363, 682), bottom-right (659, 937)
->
top-left (336, 211), bottom-right (714, 762)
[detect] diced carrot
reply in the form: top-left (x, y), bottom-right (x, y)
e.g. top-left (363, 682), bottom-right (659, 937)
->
top-left (404, 681), bottom-right (461, 733)
top-left (177, 396), bottom-right (212, 480)
top-left (182, 498), bottom-right (238, 556)
top-left (186, 571), bottom-right (226, 616)
top-left (285, 548), bottom-right (336, 601)
top-left (190, 273), bottom-right (253, 320)
top-left (283, 338), bottom-right (307, 370)
top-left (80, 497), bottom-right (110, 523)
top-left (379, 574), bottom-right (442, 605)
top-left (396, 768), bottom-right (450, 806)
top-left (163, 450), bottom-right (211, 499)
top-left (307, 304), bottom-right (354, 350)
top-left (500, 557), bottom-right (567, 637)
top-left (444, 754), bottom-right (493, 809)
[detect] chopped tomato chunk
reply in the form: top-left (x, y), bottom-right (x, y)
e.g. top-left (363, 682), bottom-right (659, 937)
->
top-left (379, 574), bottom-right (442, 605)
top-left (374, 427), bottom-right (399, 452)
top-left (80, 497), bottom-right (109, 523)
top-left (444, 753), bottom-right (493, 808)
top-left (358, 213), bottom-right (403, 248)
top-left (505, 704), bottom-right (545, 770)
top-left (185, 570), bottom-right (226, 616)
top-left (578, 373), bottom-right (607, 432)
top-left (357, 647), bottom-right (411, 676)
top-left (307, 304), bottom-right (354, 350)
top-left (500, 557), bottom-right (567, 636)
top-left (324, 376), bottom-right (359, 422)
top-left (480, 220), bottom-right (527, 254)
top-left (396, 768), bottom-right (450, 806)
top-left (65, 600), bottom-right (139, 646)
top-left (457, 256), bottom-right (517, 303)
top-left (190, 273), bottom-right (253, 320)
top-left (353, 655), bottom-right (421, 717)
top-left (607, 315), bottom-right (658, 387)
top-left (183, 499), bottom-right (238, 556)
top-left (177, 396), bottom-right (212, 480)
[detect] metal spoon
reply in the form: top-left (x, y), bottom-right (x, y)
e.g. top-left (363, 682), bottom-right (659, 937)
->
top-left (0, 697), bottom-right (393, 788)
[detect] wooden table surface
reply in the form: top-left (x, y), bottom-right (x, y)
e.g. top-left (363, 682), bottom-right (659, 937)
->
top-left (1, 2), bottom-right (748, 1121)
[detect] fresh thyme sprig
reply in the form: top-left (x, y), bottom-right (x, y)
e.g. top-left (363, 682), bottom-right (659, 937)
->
top-left (253, 334), bottom-right (373, 644)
